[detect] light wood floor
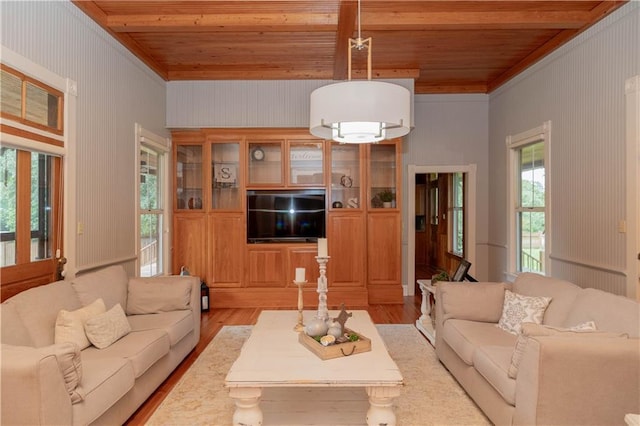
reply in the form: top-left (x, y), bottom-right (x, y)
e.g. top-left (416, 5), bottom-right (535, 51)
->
top-left (124, 295), bottom-right (423, 425)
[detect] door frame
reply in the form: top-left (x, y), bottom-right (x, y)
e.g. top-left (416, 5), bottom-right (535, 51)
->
top-left (407, 164), bottom-right (477, 296)
top-left (626, 75), bottom-right (639, 300)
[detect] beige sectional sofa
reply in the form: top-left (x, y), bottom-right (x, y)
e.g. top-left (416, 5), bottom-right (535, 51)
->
top-left (435, 273), bottom-right (640, 425)
top-left (1, 265), bottom-right (200, 425)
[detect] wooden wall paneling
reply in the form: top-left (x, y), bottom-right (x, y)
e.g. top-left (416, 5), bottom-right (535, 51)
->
top-left (172, 214), bottom-right (207, 280)
top-left (208, 213), bottom-right (244, 287)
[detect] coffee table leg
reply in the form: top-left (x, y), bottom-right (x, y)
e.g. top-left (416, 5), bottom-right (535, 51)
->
top-left (366, 386), bottom-right (401, 426)
top-left (229, 387), bottom-right (263, 426)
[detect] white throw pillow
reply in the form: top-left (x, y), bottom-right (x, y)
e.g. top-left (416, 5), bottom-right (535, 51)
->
top-left (497, 290), bottom-right (551, 335)
top-left (84, 303), bottom-right (131, 349)
top-left (55, 298), bottom-right (107, 350)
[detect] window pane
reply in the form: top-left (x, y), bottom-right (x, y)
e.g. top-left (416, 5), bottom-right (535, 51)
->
top-left (518, 211), bottom-right (545, 273)
top-left (519, 142), bottom-right (545, 208)
top-left (0, 148), bottom-right (17, 266)
top-left (31, 152), bottom-right (53, 262)
top-left (140, 148), bottom-right (160, 210)
top-left (453, 172), bottom-right (463, 207)
top-left (0, 69), bottom-right (22, 117)
top-left (140, 214), bottom-right (161, 277)
top-left (453, 208), bottom-right (463, 254)
top-left (25, 82), bottom-right (59, 129)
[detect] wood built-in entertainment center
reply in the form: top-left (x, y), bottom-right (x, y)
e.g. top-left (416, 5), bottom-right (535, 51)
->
top-left (171, 128), bottom-right (402, 308)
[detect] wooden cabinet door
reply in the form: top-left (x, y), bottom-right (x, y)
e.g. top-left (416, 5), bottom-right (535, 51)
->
top-left (367, 212), bottom-right (402, 303)
top-left (327, 212), bottom-right (366, 287)
top-left (172, 214), bottom-right (207, 279)
top-left (246, 246), bottom-right (285, 287)
top-left (287, 246), bottom-right (320, 285)
top-left (209, 214), bottom-right (244, 287)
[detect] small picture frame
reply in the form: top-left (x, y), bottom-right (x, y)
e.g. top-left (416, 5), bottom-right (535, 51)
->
top-left (214, 163), bottom-right (237, 184)
top-left (451, 259), bottom-right (471, 282)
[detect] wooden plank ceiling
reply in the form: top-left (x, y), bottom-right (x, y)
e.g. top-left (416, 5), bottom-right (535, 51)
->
top-left (72, 0), bottom-right (626, 94)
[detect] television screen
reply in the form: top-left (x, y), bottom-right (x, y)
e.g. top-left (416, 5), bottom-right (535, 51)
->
top-left (247, 189), bottom-right (326, 243)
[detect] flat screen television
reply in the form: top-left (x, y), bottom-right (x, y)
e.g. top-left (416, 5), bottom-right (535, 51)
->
top-left (247, 189), bottom-right (326, 243)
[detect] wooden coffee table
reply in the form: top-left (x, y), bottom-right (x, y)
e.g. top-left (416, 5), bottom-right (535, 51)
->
top-left (224, 310), bottom-right (403, 426)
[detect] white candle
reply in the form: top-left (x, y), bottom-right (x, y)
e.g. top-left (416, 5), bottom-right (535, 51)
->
top-left (295, 267), bottom-right (306, 282)
top-left (317, 238), bottom-right (328, 257)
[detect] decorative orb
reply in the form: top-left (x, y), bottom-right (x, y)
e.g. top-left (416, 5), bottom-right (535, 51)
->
top-left (305, 318), bottom-right (329, 337)
top-left (327, 325), bottom-right (342, 339)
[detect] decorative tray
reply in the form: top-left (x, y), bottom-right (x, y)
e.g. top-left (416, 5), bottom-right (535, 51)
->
top-left (299, 329), bottom-right (371, 360)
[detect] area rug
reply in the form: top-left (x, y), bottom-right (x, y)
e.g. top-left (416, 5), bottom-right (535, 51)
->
top-left (147, 325), bottom-right (489, 425)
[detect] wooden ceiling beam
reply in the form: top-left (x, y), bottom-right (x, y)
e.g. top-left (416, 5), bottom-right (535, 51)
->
top-left (333, 1), bottom-right (357, 80)
top-left (106, 12), bottom-right (337, 32)
top-left (71, 1), bottom-right (169, 79)
top-left (166, 67), bottom-right (419, 81)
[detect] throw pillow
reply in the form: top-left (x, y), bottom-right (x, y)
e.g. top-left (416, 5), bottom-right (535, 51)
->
top-left (84, 303), bottom-right (131, 349)
top-left (71, 265), bottom-right (128, 310)
top-left (54, 298), bottom-right (107, 350)
top-left (508, 321), bottom-right (629, 378)
top-left (497, 290), bottom-right (551, 335)
top-left (126, 277), bottom-right (193, 315)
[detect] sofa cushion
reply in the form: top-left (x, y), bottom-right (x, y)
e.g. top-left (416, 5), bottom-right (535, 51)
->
top-left (71, 265), bottom-right (128, 310)
top-left (73, 356), bottom-right (134, 426)
top-left (7, 280), bottom-right (82, 347)
top-left (127, 310), bottom-right (194, 346)
top-left (508, 322), bottom-right (628, 379)
top-left (126, 277), bottom-right (192, 315)
top-left (55, 298), bottom-right (106, 350)
top-left (442, 319), bottom-right (517, 365)
top-left (497, 290), bottom-right (551, 335)
top-left (439, 282), bottom-right (506, 323)
top-left (513, 273), bottom-right (582, 326)
top-left (84, 304), bottom-right (131, 349)
top-left (564, 288), bottom-right (640, 338)
top-left (82, 329), bottom-right (169, 378)
top-left (473, 345), bottom-right (516, 406)
top-left (0, 302), bottom-right (33, 346)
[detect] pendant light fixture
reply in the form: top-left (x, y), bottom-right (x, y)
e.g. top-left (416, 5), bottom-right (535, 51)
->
top-left (309, 0), bottom-right (411, 144)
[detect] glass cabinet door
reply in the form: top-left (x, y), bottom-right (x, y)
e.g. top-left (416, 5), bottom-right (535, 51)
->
top-left (330, 144), bottom-right (361, 209)
top-left (369, 144), bottom-right (397, 209)
top-left (211, 142), bottom-right (241, 210)
top-left (248, 141), bottom-right (283, 186)
top-left (288, 140), bottom-right (324, 186)
top-left (176, 144), bottom-right (203, 210)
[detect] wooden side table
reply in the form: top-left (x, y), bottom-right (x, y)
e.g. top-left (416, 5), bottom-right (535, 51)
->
top-left (415, 279), bottom-right (436, 345)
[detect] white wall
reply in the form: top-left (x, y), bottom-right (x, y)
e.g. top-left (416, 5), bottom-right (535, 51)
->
top-left (403, 95), bottom-right (489, 282)
top-left (488, 2), bottom-right (640, 295)
top-left (1, 1), bottom-right (168, 276)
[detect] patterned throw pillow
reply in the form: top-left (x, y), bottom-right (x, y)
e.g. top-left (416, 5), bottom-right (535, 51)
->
top-left (84, 303), bottom-right (131, 349)
top-left (497, 290), bottom-right (552, 335)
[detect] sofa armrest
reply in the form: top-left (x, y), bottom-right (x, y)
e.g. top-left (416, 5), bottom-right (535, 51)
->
top-left (514, 336), bottom-right (640, 425)
top-left (1, 344), bottom-right (73, 425)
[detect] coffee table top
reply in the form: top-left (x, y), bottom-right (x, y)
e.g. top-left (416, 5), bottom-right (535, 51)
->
top-left (225, 310), bottom-right (403, 388)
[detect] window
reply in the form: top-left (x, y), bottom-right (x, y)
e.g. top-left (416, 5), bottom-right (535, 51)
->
top-left (448, 172), bottom-right (464, 256)
top-left (0, 56), bottom-right (69, 293)
top-left (507, 122), bottom-right (550, 277)
top-left (137, 125), bottom-right (170, 277)
top-left (0, 148), bottom-right (61, 267)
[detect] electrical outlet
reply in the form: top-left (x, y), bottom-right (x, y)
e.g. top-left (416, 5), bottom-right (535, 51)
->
top-left (77, 222), bottom-right (84, 235)
top-left (618, 220), bottom-right (626, 233)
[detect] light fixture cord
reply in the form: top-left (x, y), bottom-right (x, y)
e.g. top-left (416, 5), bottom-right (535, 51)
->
top-left (357, 0), bottom-right (362, 41)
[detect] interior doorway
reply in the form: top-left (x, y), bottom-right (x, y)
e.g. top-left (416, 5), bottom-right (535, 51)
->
top-left (406, 165), bottom-right (477, 297)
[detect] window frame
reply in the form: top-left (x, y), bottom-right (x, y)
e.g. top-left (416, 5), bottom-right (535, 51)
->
top-left (506, 121), bottom-right (551, 281)
top-left (136, 124), bottom-right (171, 277)
top-left (448, 172), bottom-right (464, 257)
